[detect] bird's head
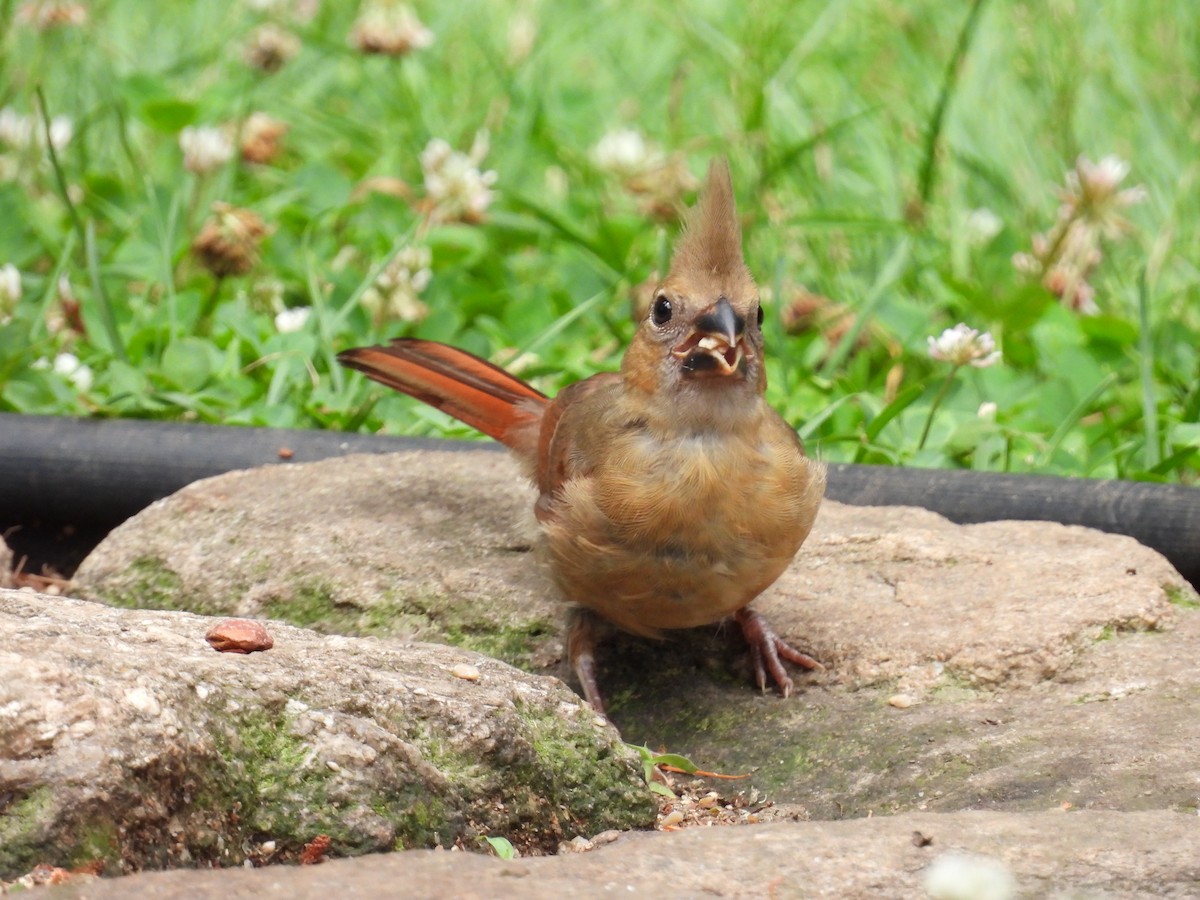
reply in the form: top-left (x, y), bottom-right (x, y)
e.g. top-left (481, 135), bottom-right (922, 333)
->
top-left (622, 160), bottom-right (766, 410)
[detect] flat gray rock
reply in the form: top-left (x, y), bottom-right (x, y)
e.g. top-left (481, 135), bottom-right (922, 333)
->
top-left (31, 448), bottom-right (1200, 894)
top-left (75, 452), bottom-right (558, 668)
top-left (73, 450), bottom-right (1186, 693)
top-left (53, 809), bottom-right (1200, 899)
top-left (0, 590), bottom-right (654, 877)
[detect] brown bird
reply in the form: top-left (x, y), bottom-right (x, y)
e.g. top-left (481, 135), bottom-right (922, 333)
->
top-left (338, 160), bottom-right (826, 713)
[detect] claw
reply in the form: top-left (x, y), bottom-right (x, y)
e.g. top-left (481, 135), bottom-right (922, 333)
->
top-left (735, 607), bottom-right (822, 699)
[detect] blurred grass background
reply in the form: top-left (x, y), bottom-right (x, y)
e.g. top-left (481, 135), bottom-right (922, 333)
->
top-left (0, 0), bottom-right (1196, 481)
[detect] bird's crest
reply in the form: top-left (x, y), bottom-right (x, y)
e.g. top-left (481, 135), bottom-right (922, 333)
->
top-left (669, 159), bottom-right (750, 281)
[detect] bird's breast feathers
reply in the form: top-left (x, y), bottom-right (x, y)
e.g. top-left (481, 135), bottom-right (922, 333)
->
top-left (538, 413), bottom-right (824, 632)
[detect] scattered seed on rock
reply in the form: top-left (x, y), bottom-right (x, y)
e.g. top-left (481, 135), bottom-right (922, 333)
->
top-left (451, 663), bottom-right (481, 681)
top-left (888, 693), bottom-right (915, 709)
top-left (559, 835), bottom-right (593, 853)
top-left (206, 619), bottom-right (274, 654)
top-left (298, 834), bottom-right (331, 866)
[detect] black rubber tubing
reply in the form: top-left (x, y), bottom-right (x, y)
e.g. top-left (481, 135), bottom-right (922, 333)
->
top-left (1, 412), bottom-right (1196, 588)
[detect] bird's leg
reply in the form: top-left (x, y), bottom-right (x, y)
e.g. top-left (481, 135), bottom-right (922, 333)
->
top-left (734, 607), bottom-right (823, 698)
top-left (566, 607), bottom-right (609, 715)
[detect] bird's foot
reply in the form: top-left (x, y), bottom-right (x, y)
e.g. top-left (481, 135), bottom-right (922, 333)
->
top-left (566, 607), bottom-right (609, 715)
top-left (734, 607), bottom-right (823, 698)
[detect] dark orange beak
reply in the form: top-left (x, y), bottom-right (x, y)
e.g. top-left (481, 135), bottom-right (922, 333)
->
top-left (672, 297), bottom-right (746, 377)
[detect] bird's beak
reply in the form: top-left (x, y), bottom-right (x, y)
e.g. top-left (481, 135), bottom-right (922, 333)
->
top-left (672, 297), bottom-right (747, 378)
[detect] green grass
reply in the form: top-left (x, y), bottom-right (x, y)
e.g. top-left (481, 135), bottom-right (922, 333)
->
top-left (0, 0), bottom-right (1197, 482)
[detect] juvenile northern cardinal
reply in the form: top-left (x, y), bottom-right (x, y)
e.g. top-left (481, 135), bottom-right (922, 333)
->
top-left (339, 160), bottom-right (826, 713)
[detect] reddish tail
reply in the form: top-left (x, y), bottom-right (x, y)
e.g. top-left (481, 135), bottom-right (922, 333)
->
top-left (337, 338), bottom-right (548, 449)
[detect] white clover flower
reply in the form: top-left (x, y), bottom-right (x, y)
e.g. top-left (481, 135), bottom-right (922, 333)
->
top-left (927, 323), bottom-right (1001, 368)
top-left (244, 23), bottom-right (302, 73)
top-left (392, 245), bottom-right (433, 292)
top-left (964, 208), bottom-right (1002, 246)
top-left (351, 0), bottom-right (433, 56)
top-left (47, 116), bottom-right (72, 152)
top-left (274, 306), bottom-right (311, 333)
top-left (0, 107), bottom-right (72, 152)
top-left (180, 125), bottom-right (235, 175)
top-left (591, 128), bottom-right (661, 179)
top-left (924, 852), bottom-right (1017, 900)
top-left (52, 352), bottom-right (93, 391)
top-left (420, 132), bottom-right (498, 223)
top-left (1062, 154), bottom-right (1146, 238)
top-left (15, 0), bottom-right (88, 30)
top-left (239, 111), bottom-right (289, 165)
top-left (360, 244), bottom-right (433, 325)
top-left (0, 263), bottom-right (22, 310)
top-left (507, 12), bottom-right (537, 65)
top-left (0, 107), bottom-right (32, 148)
top-left (1014, 153), bottom-right (1145, 316)
top-left (590, 127), bottom-right (695, 219)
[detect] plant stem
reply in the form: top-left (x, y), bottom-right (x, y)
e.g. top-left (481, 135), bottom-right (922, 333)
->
top-left (917, 365), bottom-right (960, 451)
top-left (917, 0), bottom-right (990, 207)
top-left (85, 221), bottom-right (128, 361)
top-left (1136, 267), bottom-right (1160, 469)
top-left (36, 87), bottom-right (87, 246)
top-left (38, 87), bottom-right (128, 361)
top-left (198, 277), bottom-right (225, 332)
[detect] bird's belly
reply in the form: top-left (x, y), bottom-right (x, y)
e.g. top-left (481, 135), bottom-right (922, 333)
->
top-left (540, 433), bottom-right (811, 634)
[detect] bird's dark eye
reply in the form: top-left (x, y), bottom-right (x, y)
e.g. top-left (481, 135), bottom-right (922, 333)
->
top-left (756, 305), bottom-right (764, 327)
top-left (651, 295), bottom-right (673, 326)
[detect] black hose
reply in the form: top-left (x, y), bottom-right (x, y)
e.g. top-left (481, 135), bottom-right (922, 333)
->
top-left (0, 412), bottom-right (471, 525)
top-left (2, 413), bottom-right (1196, 587)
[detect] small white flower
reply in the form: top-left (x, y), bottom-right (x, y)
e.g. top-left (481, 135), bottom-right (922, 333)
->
top-left (351, 1), bottom-right (434, 56)
top-left (52, 352), bottom-right (93, 391)
top-left (589, 128), bottom-right (695, 217)
top-left (239, 111), bottom-right (289, 164)
top-left (924, 852), bottom-right (1017, 900)
top-left (274, 306), bottom-right (311, 333)
top-left (360, 244), bottom-right (433, 324)
top-left (420, 132), bottom-right (498, 223)
top-left (0, 263), bottom-right (22, 309)
top-left (977, 401), bottom-right (997, 420)
top-left (47, 116), bottom-right (72, 152)
top-left (244, 23), bottom-right (302, 72)
top-left (1074, 155), bottom-right (1129, 197)
top-left (0, 107), bottom-right (72, 152)
top-left (964, 208), bottom-right (1002, 246)
top-left (1062, 154), bottom-right (1146, 237)
top-left (592, 128), bottom-right (661, 179)
top-left (1010, 251), bottom-right (1040, 276)
top-left (16, 0), bottom-right (88, 28)
top-left (928, 323), bottom-right (1001, 368)
top-left (0, 107), bottom-right (34, 148)
top-left (507, 13), bottom-right (537, 65)
top-left (180, 125), bottom-right (235, 175)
